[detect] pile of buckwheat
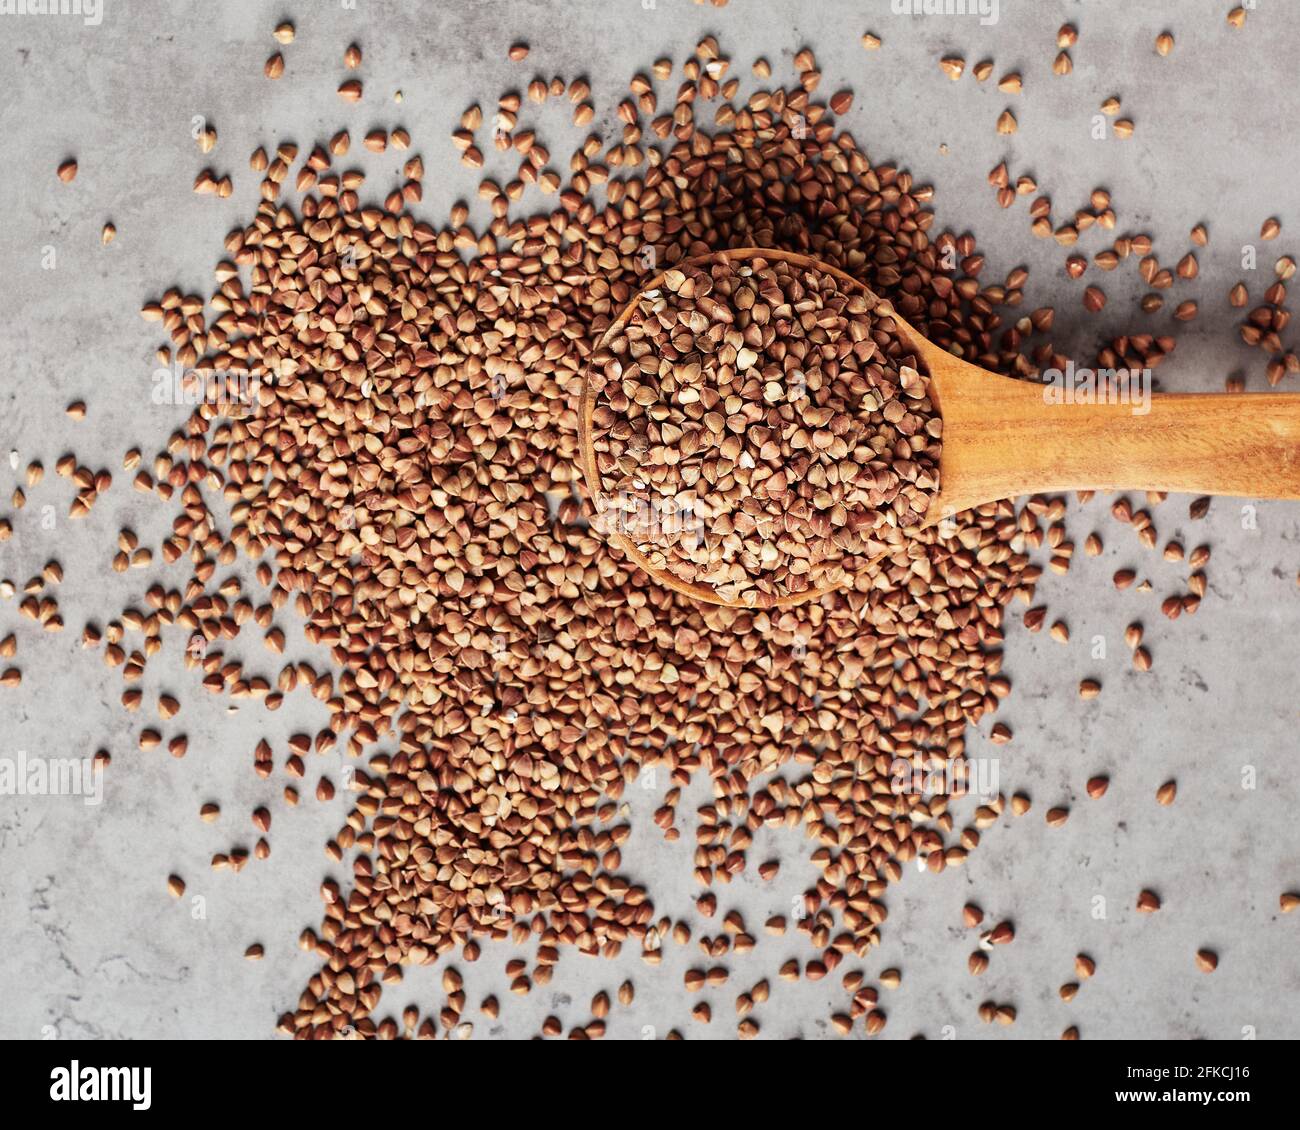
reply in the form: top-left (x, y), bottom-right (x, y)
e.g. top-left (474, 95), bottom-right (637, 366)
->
top-left (47, 28), bottom-right (1198, 1039)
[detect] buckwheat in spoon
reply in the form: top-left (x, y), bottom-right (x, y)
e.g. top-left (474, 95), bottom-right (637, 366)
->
top-left (578, 248), bottom-right (1300, 609)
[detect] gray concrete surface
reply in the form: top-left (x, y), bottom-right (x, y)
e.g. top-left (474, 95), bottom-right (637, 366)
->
top-left (1, 0), bottom-right (1298, 1040)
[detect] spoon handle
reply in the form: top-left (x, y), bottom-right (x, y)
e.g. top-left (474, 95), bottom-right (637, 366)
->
top-left (928, 369), bottom-right (1300, 520)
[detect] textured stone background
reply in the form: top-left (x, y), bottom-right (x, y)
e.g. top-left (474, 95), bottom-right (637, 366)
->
top-left (0, 0), bottom-right (1297, 1040)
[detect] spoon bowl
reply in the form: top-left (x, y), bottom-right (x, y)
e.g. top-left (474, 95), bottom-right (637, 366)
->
top-left (579, 247), bottom-right (1300, 607)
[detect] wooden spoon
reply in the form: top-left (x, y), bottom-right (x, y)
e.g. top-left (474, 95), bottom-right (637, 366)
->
top-left (579, 247), bottom-right (1300, 607)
